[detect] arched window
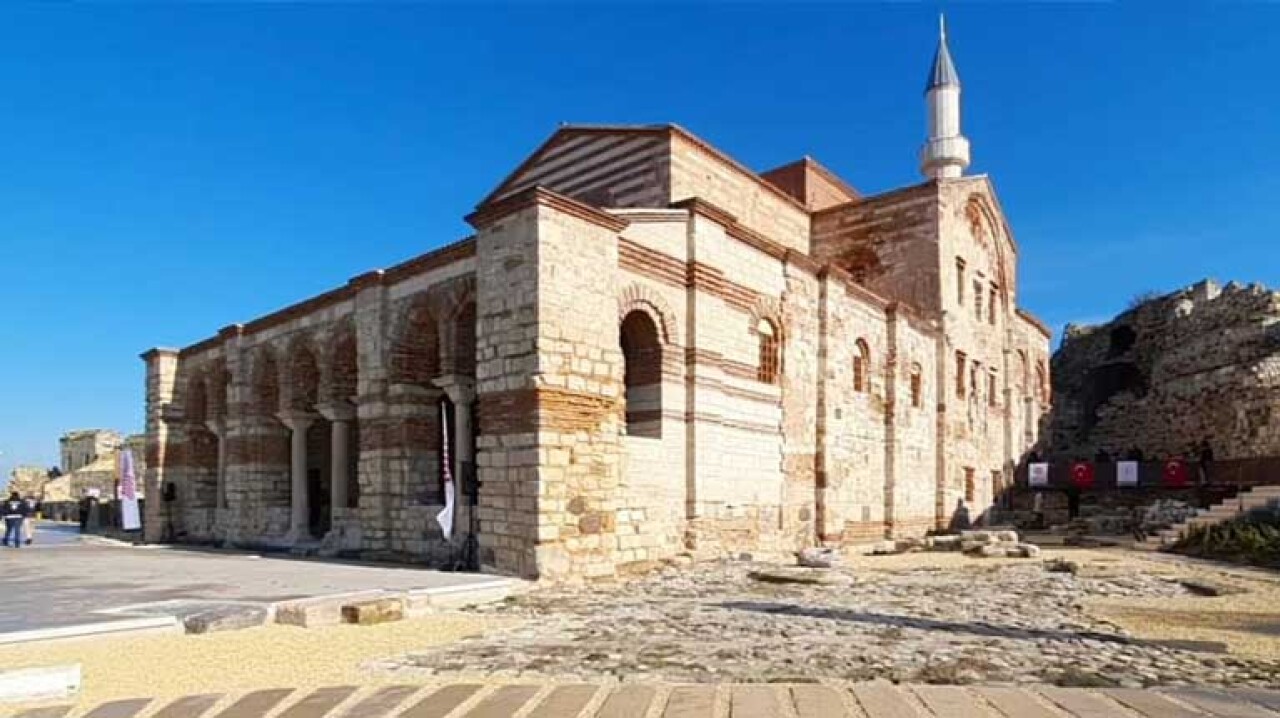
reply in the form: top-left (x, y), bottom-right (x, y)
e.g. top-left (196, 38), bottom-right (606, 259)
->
top-left (853, 339), bottom-right (870, 393)
top-left (757, 319), bottom-right (780, 384)
top-left (1036, 361), bottom-right (1049, 403)
top-left (620, 310), bottom-right (663, 438)
top-left (909, 364), bottom-right (923, 408)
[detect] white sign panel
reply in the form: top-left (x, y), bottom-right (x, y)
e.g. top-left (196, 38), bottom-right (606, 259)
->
top-left (118, 450), bottom-right (142, 531)
top-left (1029, 462), bottom-right (1049, 487)
top-left (1117, 460), bottom-right (1140, 487)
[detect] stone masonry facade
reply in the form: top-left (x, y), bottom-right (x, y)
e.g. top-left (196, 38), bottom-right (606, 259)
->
top-left (143, 120), bottom-right (1051, 582)
top-left (1048, 279), bottom-right (1280, 461)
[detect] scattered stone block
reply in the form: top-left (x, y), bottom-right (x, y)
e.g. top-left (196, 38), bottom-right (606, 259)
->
top-left (993, 530), bottom-right (1020, 544)
top-left (895, 538), bottom-right (926, 553)
top-left (960, 530), bottom-right (992, 543)
top-left (869, 540), bottom-right (901, 555)
top-left (341, 598), bottom-right (404, 626)
top-left (797, 547), bottom-right (839, 568)
top-left (1044, 558), bottom-right (1079, 574)
top-left (925, 535), bottom-right (962, 551)
top-left (748, 568), bottom-right (853, 586)
top-left (977, 544), bottom-right (1009, 558)
top-left (960, 540), bottom-right (989, 553)
top-left (181, 604), bottom-right (268, 635)
top-left (1013, 544), bottom-right (1042, 559)
top-left (276, 590), bottom-right (389, 628)
top-left (1179, 578), bottom-right (1247, 597)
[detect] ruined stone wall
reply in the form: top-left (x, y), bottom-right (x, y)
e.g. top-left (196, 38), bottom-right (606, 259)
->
top-left (811, 183), bottom-right (940, 312)
top-left (1049, 279), bottom-right (1280, 461)
top-left (669, 133), bottom-right (810, 254)
top-left (60, 430), bottom-right (122, 475)
top-left (6, 466), bottom-right (47, 497)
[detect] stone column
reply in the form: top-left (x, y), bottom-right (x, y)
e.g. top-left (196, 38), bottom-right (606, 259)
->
top-left (206, 418), bottom-right (227, 510)
top-left (317, 402), bottom-right (356, 511)
top-left (140, 348), bottom-right (180, 544)
top-left (433, 376), bottom-right (476, 484)
top-left (277, 411), bottom-right (316, 540)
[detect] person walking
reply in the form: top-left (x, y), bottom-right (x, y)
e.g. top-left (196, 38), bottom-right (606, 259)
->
top-left (3, 492), bottom-right (28, 548)
top-left (22, 495), bottom-right (39, 545)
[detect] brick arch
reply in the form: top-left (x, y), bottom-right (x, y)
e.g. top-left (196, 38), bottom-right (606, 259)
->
top-left (746, 296), bottom-right (783, 340)
top-left (617, 283), bottom-right (679, 347)
top-left (249, 346), bottom-right (281, 416)
top-left (285, 334), bottom-right (321, 411)
top-left (965, 194), bottom-right (1013, 304)
top-left (324, 319), bottom-right (358, 401)
top-left (186, 373), bottom-right (209, 425)
top-left (388, 293), bottom-right (441, 386)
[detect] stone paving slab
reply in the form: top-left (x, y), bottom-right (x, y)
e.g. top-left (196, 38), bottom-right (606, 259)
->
top-left (1, 537), bottom-right (515, 639)
top-left (19, 682), bottom-right (1280, 718)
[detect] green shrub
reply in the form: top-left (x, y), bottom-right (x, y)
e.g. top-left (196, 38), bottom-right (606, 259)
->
top-left (1170, 506), bottom-right (1280, 567)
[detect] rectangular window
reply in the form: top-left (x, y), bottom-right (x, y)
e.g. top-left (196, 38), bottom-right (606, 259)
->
top-left (955, 258), bottom-right (966, 306)
top-left (910, 371), bottom-right (923, 408)
top-left (955, 351), bottom-right (967, 399)
top-left (988, 284), bottom-right (999, 325)
top-left (964, 467), bottom-right (976, 503)
top-left (973, 280), bottom-right (983, 321)
top-left (988, 370), bottom-right (998, 407)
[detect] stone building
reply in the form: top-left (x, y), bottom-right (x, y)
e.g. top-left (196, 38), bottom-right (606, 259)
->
top-left (5, 465), bottom-right (48, 497)
top-left (1048, 279), bottom-right (1280, 460)
top-left (60, 429), bottom-right (123, 475)
top-left (142, 25), bottom-right (1051, 580)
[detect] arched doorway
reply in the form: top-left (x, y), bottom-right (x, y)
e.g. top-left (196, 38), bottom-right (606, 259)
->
top-left (620, 310), bottom-right (662, 439)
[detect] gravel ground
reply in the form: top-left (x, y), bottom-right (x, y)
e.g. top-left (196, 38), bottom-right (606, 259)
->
top-left (0, 614), bottom-right (493, 709)
top-left (380, 549), bottom-right (1280, 688)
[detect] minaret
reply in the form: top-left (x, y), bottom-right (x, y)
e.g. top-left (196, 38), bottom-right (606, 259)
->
top-left (920, 15), bottom-right (970, 179)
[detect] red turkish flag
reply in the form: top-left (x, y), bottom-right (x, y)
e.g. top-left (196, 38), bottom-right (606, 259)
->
top-left (1163, 459), bottom-right (1189, 488)
top-left (1071, 461), bottom-right (1095, 489)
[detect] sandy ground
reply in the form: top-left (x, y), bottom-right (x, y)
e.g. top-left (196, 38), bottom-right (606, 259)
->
top-left (1, 613), bottom-right (495, 710)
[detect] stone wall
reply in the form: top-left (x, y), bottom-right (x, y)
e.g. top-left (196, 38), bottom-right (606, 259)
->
top-left (6, 465), bottom-right (47, 497)
top-left (1049, 279), bottom-right (1280, 460)
top-left (60, 429), bottom-right (122, 475)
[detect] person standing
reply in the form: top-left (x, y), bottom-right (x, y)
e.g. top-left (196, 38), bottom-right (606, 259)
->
top-left (3, 492), bottom-right (28, 548)
top-left (22, 496), bottom-right (39, 545)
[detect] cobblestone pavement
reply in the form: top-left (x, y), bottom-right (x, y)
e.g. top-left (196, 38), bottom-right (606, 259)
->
top-left (381, 560), bottom-right (1280, 687)
top-left (19, 681), bottom-right (1280, 717)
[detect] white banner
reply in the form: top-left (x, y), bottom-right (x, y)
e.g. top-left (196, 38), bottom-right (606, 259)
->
top-left (436, 403), bottom-right (455, 541)
top-left (118, 449), bottom-right (142, 531)
top-left (1029, 462), bottom-right (1049, 487)
top-left (1117, 460), bottom-right (1139, 487)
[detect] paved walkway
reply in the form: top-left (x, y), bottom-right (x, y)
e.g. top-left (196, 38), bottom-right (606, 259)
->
top-left (18, 682), bottom-right (1280, 718)
top-left (1, 531), bottom-right (508, 636)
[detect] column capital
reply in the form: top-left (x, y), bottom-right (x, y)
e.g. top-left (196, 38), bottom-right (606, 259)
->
top-left (205, 417), bottom-right (227, 437)
top-left (275, 410), bottom-right (319, 432)
top-left (433, 374), bottom-right (477, 405)
top-left (316, 401), bottom-right (356, 423)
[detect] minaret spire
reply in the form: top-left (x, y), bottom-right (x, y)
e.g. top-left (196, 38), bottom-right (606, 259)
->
top-left (920, 14), bottom-right (970, 179)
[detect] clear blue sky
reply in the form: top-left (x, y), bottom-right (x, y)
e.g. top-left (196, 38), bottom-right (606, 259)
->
top-left (2, 4), bottom-right (1277, 475)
